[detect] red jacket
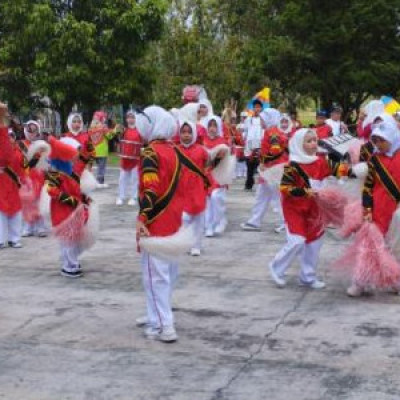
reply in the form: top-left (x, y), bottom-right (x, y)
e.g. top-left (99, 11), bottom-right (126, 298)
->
top-left (178, 143), bottom-right (209, 215)
top-left (120, 128), bottom-right (141, 170)
top-left (280, 157), bottom-right (348, 242)
top-left (138, 140), bottom-right (185, 237)
top-left (46, 171), bottom-right (86, 227)
top-left (363, 152), bottom-right (400, 234)
top-left (0, 128), bottom-right (25, 216)
top-left (260, 127), bottom-right (289, 167)
top-left (315, 124), bottom-right (332, 140)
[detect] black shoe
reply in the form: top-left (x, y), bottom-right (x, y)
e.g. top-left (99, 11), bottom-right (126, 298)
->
top-left (61, 269), bottom-right (83, 278)
top-left (8, 241), bottom-right (22, 248)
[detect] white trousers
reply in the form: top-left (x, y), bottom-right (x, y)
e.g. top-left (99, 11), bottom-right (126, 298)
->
top-left (236, 160), bottom-right (247, 178)
top-left (205, 188), bottom-right (226, 232)
top-left (183, 211), bottom-right (205, 250)
top-left (247, 182), bottom-right (283, 227)
top-left (141, 251), bottom-right (179, 329)
top-left (22, 218), bottom-right (47, 235)
top-left (270, 229), bottom-right (323, 284)
top-left (118, 168), bottom-right (138, 200)
top-left (60, 244), bottom-right (82, 272)
top-left (0, 211), bottom-right (22, 243)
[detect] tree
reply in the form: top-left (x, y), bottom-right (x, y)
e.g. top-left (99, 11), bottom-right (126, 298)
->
top-left (0, 0), bottom-right (167, 120)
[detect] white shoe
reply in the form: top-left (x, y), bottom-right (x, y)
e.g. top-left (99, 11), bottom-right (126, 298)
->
top-left (144, 326), bottom-right (161, 340)
top-left (347, 284), bottom-right (363, 297)
top-left (274, 224), bottom-right (286, 234)
top-left (136, 316), bottom-right (149, 327)
top-left (214, 219), bottom-right (227, 235)
top-left (116, 198), bottom-right (123, 206)
top-left (190, 248), bottom-right (201, 256)
top-left (22, 231), bottom-right (34, 238)
top-left (300, 280), bottom-right (326, 290)
top-left (158, 326), bottom-right (178, 343)
top-left (205, 228), bottom-right (214, 237)
top-left (268, 263), bottom-right (286, 287)
top-left (240, 222), bottom-right (261, 231)
top-left (127, 198), bottom-right (137, 206)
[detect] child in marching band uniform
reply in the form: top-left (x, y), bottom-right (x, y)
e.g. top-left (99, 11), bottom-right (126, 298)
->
top-left (203, 116), bottom-right (229, 238)
top-left (269, 129), bottom-right (351, 289)
top-left (241, 114), bottom-right (290, 233)
top-left (178, 120), bottom-right (210, 256)
top-left (116, 110), bottom-right (141, 206)
top-left (0, 104), bottom-right (25, 249)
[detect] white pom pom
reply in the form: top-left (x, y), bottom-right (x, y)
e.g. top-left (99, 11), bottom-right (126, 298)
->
top-left (26, 140), bottom-right (51, 170)
top-left (140, 225), bottom-right (195, 261)
top-left (258, 163), bottom-right (285, 187)
top-left (212, 153), bottom-right (236, 185)
top-left (80, 170), bottom-right (98, 195)
top-left (352, 162), bottom-right (368, 179)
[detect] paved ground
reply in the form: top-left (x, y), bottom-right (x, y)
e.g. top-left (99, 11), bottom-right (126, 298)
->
top-left (1, 168), bottom-right (400, 400)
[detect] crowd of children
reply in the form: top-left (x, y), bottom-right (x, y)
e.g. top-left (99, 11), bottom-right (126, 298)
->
top-left (2, 97), bottom-right (400, 343)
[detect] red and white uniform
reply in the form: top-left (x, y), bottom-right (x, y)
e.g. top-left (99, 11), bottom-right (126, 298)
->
top-left (117, 127), bottom-right (141, 203)
top-left (315, 123), bottom-right (332, 140)
top-left (270, 129), bottom-right (349, 285)
top-left (202, 116), bottom-right (228, 236)
top-left (0, 127), bottom-right (25, 245)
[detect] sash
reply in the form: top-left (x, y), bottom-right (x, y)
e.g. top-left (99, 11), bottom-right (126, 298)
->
top-left (146, 151), bottom-right (182, 224)
top-left (4, 166), bottom-right (21, 188)
top-left (371, 156), bottom-right (400, 203)
top-left (173, 146), bottom-right (210, 188)
top-left (290, 161), bottom-right (311, 189)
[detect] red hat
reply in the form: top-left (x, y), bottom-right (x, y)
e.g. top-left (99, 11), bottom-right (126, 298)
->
top-left (49, 136), bottom-right (78, 161)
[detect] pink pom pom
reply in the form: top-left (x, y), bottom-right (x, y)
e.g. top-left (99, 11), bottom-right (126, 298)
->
top-left (314, 187), bottom-right (349, 228)
top-left (339, 200), bottom-right (363, 238)
top-left (332, 222), bottom-right (400, 289)
top-left (19, 178), bottom-right (41, 223)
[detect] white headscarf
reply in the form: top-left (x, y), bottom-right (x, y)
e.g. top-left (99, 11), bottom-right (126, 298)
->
top-left (198, 99), bottom-right (214, 118)
top-left (125, 109), bottom-right (136, 128)
top-left (24, 120), bottom-right (42, 142)
top-left (179, 120), bottom-right (197, 148)
top-left (289, 128), bottom-right (319, 164)
top-left (278, 114), bottom-right (293, 135)
top-left (363, 100), bottom-right (385, 128)
top-left (204, 115), bottom-right (223, 137)
top-left (179, 103), bottom-right (200, 124)
top-left (67, 113), bottom-right (83, 136)
top-left (371, 115), bottom-right (400, 157)
top-left (135, 105), bottom-right (177, 143)
top-left (261, 108), bottom-right (281, 129)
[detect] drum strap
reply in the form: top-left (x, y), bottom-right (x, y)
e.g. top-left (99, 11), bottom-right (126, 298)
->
top-left (174, 146), bottom-right (210, 188)
top-left (4, 166), bottom-right (21, 188)
top-left (145, 151), bottom-right (182, 224)
top-left (371, 156), bottom-right (400, 203)
top-left (290, 162), bottom-right (311, 189)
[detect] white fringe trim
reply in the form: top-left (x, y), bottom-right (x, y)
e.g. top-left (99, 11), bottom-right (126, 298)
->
top-left (140, 225), bottom-right (195, 261)
top-left (258, 163), bottom-right (285, 188)
top-left (80, 170), bottom-right (98, 195)
top-left (26, 140), bottom-right (51, 170)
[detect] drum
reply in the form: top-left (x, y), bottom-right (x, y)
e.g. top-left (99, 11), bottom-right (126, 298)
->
top-left (318, 133), bottom-right (360, 161)
top-left (119, 140), bottom-right (142, 160)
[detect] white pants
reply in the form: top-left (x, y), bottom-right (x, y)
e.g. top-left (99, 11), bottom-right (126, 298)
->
top-left (118, 168), bottom-right (138, 200)
top-left (22, 218), bottom-right (47, 235)
top-left (270, 229), bottom-right (323, 284)
top-left (236, 160), bottom-right (247, 178)
top-left (0, 211), bottom-right (22, 244)
top-left (247, 183), bottom-right (283, 228)
top-left (205, 188), bottom-right (226, 232)
top-left (60, 244), bottom-right (82, 272)
top-left (183, 211), bottom-right (205, 250)
top-left (141, 251), bottom-right (179, 329)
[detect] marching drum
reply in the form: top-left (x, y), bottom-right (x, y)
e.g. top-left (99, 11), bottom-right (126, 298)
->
top-left (318, 133), bottom-right (360, 161)
top-left (119, 140), bottom-right (142, 160)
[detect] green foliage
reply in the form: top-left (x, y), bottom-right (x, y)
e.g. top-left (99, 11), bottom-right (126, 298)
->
top-left (0, 0), bottom-right (167, 118)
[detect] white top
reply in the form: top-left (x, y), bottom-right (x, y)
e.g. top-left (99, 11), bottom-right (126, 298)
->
top-left (326, 119), bottom-right (348, 136)
top-left (244, 116), bottom-right (263, 155)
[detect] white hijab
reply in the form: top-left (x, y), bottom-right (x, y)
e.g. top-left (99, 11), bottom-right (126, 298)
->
top-left (179, 103), bottom-right (200, 124)
top-left (135, 105), bottom-right (177, 143)
top-left (179, 120), bottom-right (197, 148)
top-left (278, 114), bottom-right (293, 135)
top-left (289, 128), bottom-right (319, 164)
top-left (260, 108), bottom-right (281, 129)
top-left (363, 100), bottom-right (385, 128)
top-left (371, 115), bottom-right (400, 157)
top-left (24, 120), bottom-right (42, 141)
top-left (67, 113), bottom-right (83, 136)
top-left (198, 99), bottom-right (214, 118)
top-left (204, 115), bottom-right (223, 137)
